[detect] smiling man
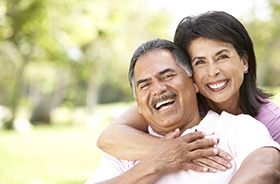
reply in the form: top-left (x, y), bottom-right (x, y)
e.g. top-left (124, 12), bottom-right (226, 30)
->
top-left (133, 46), bottom-right (200, 135)
top-left (86, 39), bottom-right (280, 184)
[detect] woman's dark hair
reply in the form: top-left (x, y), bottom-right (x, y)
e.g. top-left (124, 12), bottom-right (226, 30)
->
top-left (174, 11), bottom-right (272, 117)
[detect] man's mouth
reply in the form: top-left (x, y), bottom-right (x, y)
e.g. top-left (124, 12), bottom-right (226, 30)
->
top-left (155, 99), bottom-right (175, 110)
top-left (151, 93), bottom-right (176, 110)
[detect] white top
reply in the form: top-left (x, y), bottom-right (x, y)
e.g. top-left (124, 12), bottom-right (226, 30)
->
top-left (86, 110), bottom-right (280, 184)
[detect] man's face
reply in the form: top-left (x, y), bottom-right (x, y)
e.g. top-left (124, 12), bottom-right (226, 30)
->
top-left (134, 49), bottom-right (199, 135)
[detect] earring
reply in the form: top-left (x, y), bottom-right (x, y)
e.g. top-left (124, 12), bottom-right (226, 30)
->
top-left (244, 70), bottom-right (248, 74)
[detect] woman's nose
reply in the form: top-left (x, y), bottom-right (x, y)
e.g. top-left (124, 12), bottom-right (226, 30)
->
top-left (207, 63), bottom-right (220, 77)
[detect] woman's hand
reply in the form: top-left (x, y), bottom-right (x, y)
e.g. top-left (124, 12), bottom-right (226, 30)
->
top-left (191, 148), bottom-right (232, 172)
top-left (148, 129), bottom-right (232, 173)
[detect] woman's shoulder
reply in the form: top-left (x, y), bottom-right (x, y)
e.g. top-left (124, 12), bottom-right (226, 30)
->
top-left (256, 99), bottom-right (280, 144)
top-left (255, 99), bottom-right (280, 125)
top-left (258, 99), bottom-right (280, 116)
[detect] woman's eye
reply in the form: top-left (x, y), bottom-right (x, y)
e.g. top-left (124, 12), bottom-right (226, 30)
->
top-left (218, 54), bottom-right (229, 60)
top-left (194, 60), bottom-right (205, 66)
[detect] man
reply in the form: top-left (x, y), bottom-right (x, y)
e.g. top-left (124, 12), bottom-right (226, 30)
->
top-left (87, 39), bottom-right (280, 184)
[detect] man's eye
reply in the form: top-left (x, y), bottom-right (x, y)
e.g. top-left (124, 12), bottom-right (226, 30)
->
top-left (162, 73), bottom-right (176, 80)
top-left (139, 83), bottom-right (150, 90)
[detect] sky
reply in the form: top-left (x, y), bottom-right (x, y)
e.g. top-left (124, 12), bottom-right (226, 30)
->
top-left (146, 0), bottom-right (271, 36)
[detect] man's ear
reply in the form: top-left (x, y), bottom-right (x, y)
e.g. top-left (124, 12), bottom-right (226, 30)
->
top-left (193, 83), bottom-right (199, 93)
top-left (136, 98), bottom-right (142, 114)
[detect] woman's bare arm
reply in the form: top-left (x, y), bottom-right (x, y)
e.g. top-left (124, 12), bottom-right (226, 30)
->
top-left (97, 103), bottom-right (232, 171)
top-left (229, 147), bottom-right (280, 184)
top-left (97, 103), bottom-right (159, 160)
top-left (93, 131), bottom-right (224, 184)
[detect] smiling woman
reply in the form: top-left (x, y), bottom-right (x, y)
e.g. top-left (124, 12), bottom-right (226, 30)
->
top-left (189, 37), bottom-right (248, 114)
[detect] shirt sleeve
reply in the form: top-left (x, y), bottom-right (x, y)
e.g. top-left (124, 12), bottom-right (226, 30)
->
top-left (256, 100), bottom-right (280, 144)
top-left (85, 153), bottom-right (134, 184)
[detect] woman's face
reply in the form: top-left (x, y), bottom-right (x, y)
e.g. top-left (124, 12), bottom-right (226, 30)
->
top-left (188, 37), bottom-right (248, 106)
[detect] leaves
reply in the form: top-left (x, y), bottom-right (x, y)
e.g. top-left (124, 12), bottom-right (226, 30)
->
top-left (0, 0), bottom-right (171, 125)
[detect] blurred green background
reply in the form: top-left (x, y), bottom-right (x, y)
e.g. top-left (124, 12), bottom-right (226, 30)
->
top-left (0, 0), bottom-right (280, 183)
top-left (0, 102), bottom-right (133, 184)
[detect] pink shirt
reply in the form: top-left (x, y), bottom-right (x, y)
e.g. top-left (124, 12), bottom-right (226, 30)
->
top-left (87, 111), bottom-right (280, 184)
top-left (199, 98), bottom-right (280, 144)
top-left (256, 99), bottom-right (280, 144)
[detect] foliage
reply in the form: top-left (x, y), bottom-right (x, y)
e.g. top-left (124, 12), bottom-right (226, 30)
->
top-left (242, 0), bottom-right (280, 86)
top-left (0, 0), bottom-right (279, 127)
top-left (0, 0), bottom-right (171, 126)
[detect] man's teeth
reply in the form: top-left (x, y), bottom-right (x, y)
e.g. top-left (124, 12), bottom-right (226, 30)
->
top-left (208, 81), bottom-right (226, 89)
top-left (155, 99), bottom-right (174, 109)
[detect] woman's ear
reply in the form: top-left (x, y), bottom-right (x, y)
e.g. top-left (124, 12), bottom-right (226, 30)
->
top-left (193, 83), bottom-right (199, 93)
top-left (242, 53), bottom-right (249, 73)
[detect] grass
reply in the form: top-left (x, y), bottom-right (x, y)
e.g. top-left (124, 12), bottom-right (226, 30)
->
top-left (0, 102), bottom-right (132, 184)
top-left (0, 126), bottom-right (104, 184)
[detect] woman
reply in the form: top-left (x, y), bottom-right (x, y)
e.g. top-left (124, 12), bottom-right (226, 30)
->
top-left (173, 11), bottom-right (280, 142)
top-left (97, 11), bottom-right (280, 168)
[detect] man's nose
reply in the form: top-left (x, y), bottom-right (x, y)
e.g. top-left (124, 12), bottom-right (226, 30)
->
top-left (152, 80), bottom-right (167, 96)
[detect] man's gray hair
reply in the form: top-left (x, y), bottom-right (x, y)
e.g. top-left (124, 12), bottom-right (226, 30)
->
top-left (128, 39), bottom-right (193, 98)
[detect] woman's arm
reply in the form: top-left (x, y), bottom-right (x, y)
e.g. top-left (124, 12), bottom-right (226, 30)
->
top-left (93, 130), bottom-right (223, 184)
top-left (97, 103), bottom-right (232, 171)
top-left (229, 147), bottom-right (280, 184)
top-left (97, 103), bottom-right (159, 160)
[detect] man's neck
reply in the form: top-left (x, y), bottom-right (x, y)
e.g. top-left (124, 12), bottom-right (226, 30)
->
top-left (179, 111), bottom-right (202, 134)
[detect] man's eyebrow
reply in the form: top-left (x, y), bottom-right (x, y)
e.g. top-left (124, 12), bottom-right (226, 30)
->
top-left (136, 68), bottom-right (176, 87)
top-left (159, 68), bottom-right (176, 75)
top-left (136, 78), bottom-right (150, 87)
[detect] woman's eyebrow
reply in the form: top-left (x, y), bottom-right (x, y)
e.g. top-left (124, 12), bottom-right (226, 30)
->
top-left (192, 56), bottom-right (205, 62)
top-left (191, 49), bottom-right (230, 62)
top-left (215, 49), bottom-right (229, 56)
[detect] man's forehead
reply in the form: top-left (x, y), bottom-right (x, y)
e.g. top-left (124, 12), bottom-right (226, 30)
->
top-left (137, 49), bottom-right (176, 66)
top-left (136, 51), bottom-right (180, 75)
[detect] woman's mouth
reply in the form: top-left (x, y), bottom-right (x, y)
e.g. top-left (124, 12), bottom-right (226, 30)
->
top-left (207, 80), bottom-right (228, 91)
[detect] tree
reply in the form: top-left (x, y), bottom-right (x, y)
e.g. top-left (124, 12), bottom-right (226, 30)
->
top-left (1, 0), bottom-right (47, 128)
top-left (0, 0), bottom-right (172, 128)
top-left (243, 0), bottom-right (280, 86)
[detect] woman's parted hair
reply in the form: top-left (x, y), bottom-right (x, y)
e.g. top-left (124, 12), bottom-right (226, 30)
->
top-left (174, 11), bottom-right (272, 117)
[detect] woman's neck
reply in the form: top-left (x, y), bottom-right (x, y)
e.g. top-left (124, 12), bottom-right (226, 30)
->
top-left (206, 98), bottom-right (243, 115)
